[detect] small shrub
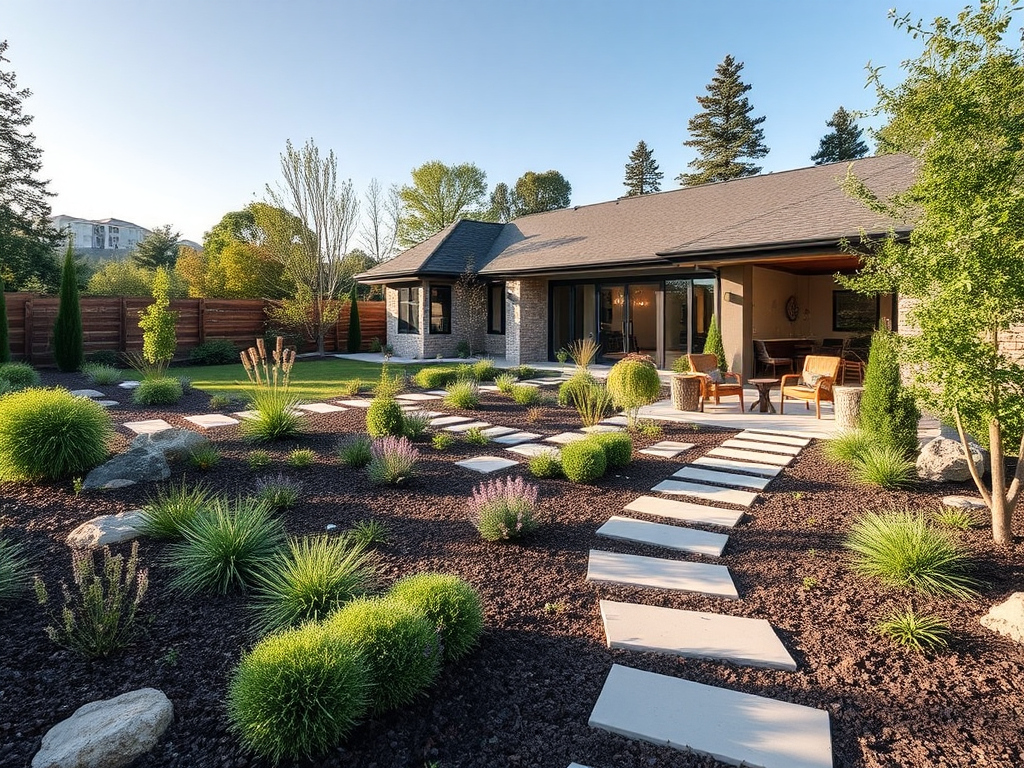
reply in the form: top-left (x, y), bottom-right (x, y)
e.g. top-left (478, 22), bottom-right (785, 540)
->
top-left (412, 366), bottom-right (460, 390)
top-left (671, 356), bottom-right (691, 373)
top-left (373, 367), bottom-right (405, 398)
top-left (525, 406), bottom-right (545, 422)
top-left (82, 363), bottom-right (122, 385)
top-left (208, 393), bottom-right (236, 410)
top-left (188, 338), bottom-right (238, 366)
top-left (606, 354), bottom-right (662, 426)
top-left (368, 337), bottom-right (383, 353)
top-left (510, 384), bottom-right (541, 406)
top-left (471, 358), bottom-right (498, 381)
top-left (509, 365), bottom-right (536, 379)
top-left (366, 396), bottom-right (405, 438)
top-left (933, 506), bottom-right (980, 530)
top-left (557, 372), bottom-right (595, 407)
top-left (350, 519), bottom-right (390, 547)
top-left (177, 376), bottom-right (193, 394)
top-left (0, 361), bottom-right (41, 390)
top-left (325, 596), bottom-right (441, 714)
top-left (443, 379), bottom-right (480, 409)
top-left (0, 388), bottom-right (112, 482)
top-left (555, 348), bottom-right (569, 364)
top-left (367, 435), bottom-right (420, 485)
top-left (455, 340), bottom-right (471, 358)
top-left (633, 419), bottom-right (663, 438)
top-left (338, 435), bottom-right (373, 467)
top-left (241, 388), bottom-right (304, 442)
top-left (571, 380), bottom-right (615, 427)
top-left (337, 379), bottom-right (362, 397)
top-left (468, 476), bottom-right (540, 542)
top-left (560, 439), bottom-right (608, 483)
top-left (853, 443), bottom-right (917, 489)
top-left (860, 329), bottom-right (920, 456)
top-left (168, 497), bottom-right (285, 595)
top-left (528, 450), bottom-right (562, 479)
top-left (252, 535), bottom-right (375, 633)
top-left (703, 315), bottom-right (726, 372)
top-left (494, 372), bottom-right (517, 393)
top-left (34, 542), bottom-right (148, 659)
top-left (139, 480), bottom-right (215, 539)
top-left (876, 607), bottom-right (951, 652)
top-left (464, 426), bottom-right (488, 445)
top-left (253, 473), bottom-right (302, 510)
top-left (432, 432), bottom-right (456, 450)
top-left (402, 410), bottom-right (432, 441)
top-left (845, 509), bottom-right (980, 598)
top-left (187, 444), bottom-right (221, 471)
top-left (132, 377), bottom-right (183, 406)
top-left (823, 430), bottom-right (877, 465)
top-left (0, 537), bottom-right (31, 602)
top-left (286, 448), bottom-right (316, 468)
top-left (590, 432), bottom-right (633, 469)
top-left (137, 267), bottom-right (177, 376)
top-left (246, 449), bottom-right (272, 469)
top-left (389, 572), bottom-right (484, 662)
top-left (227, 623), bottom-right (369, 763)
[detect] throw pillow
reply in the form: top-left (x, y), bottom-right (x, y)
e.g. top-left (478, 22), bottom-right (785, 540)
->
top-left (802, 371), bottom-right (823, 388)
top-left (702, 368), bottom-right (725, 384)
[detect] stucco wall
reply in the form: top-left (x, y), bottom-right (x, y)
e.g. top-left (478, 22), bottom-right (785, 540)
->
top-left (719, 265), bottom-right (752, 378)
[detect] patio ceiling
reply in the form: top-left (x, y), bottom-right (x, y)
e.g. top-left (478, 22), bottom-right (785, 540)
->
top-left (671, 251), bottom-right (865, 276)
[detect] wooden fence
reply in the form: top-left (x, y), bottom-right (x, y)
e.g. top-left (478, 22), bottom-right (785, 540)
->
top-left (2, 294), bottom-right (386, 366)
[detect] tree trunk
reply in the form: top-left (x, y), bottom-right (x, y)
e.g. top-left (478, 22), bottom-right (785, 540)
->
top-left (990, 418), bottom-right (1012, 545)
top-left (833, 386), bottom-right (864, 431)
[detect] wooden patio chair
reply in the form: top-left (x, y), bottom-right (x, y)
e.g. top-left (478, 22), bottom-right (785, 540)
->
top-left (779, 355), bottom-right (842, 418)
top-left (687, 353), bottom-right (744, 411)
top-left (753, 339), bottom-right (793, 377)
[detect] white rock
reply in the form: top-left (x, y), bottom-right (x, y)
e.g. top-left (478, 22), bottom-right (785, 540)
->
top-left (32, 688), bottom-right (173, 768)
top-left (66, 510), bottom-right (146, 550)
top-left (980, 593), bottom-right (1024, 644)
top-left (916, 436), bottom-right (986, 482)
top-left (942, 495), bottom-right (988, 511)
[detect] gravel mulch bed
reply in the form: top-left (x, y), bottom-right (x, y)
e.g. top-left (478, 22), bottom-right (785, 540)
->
top-left (1, 365), bottom-right (1022, 768)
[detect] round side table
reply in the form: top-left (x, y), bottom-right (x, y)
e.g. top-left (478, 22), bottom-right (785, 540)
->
top-left (748, 377), bottom-right (778, 414)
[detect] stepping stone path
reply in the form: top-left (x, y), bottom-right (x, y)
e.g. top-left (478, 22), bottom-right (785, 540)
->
top-left (122, 419), bottom-right (173, 435)
top-left (599, 600), bottom-right (796, 670)
top-left (692, 455), bottom-right (782, 477)
top-left (233, 410), bottom-right (259, 420)
top-left (737, 430), bottom-right (811, 447)
top-left (505, 443), bottom-right (560, 458)
top-left (118, 380), bottom-right (141, 389)
top-left (70, 388), bottom-right (106, 398)
top-left (670, 465), bottom-right (773, 491)
top-left (430, 415), bottom-right (472, 427)
top-left (721, 438), bottom-right (802, 456)
top-left (639, 440), bottom-right (695, 458)
top-left (586, 550), bottom-right (739, 599)
top-left (443, 420), bottom-right (492, 433)
top-left (589, 665), bottom-right (832, 768)
top-left (581, 424), bottom-right (624, 433)
top-left (596, 515), bottom-right (727, 557)
top-left (425, 389), bottom-right (449, 396)
top-left (185, 414), bottom-right (240, 429)
top-left (706, 446), bottom-right (792, 467)
top-left (544, 431), bottom-right (589, 445)
top-left (651, 479), bottom-right (758, 508)
top-left (296, 402), bottom-right (348, 413)
top-left (95, 400), bottom-right (119, 407)
top-left (396, 393), bottom-right (442, 401)
top-left (492, 431), bottom-right (542, 445)
top-left (480, 426), bottom-right (517, 437)
top-left (624, 495), bottom-right (744, 528)
top-left (336, 399), bottom-right (372, 408)
top-left (455, 456), bottom-right (518, 474)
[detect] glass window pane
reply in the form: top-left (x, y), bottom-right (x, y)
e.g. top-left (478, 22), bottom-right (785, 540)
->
top-left (429, 286), bottom-right (451, 334)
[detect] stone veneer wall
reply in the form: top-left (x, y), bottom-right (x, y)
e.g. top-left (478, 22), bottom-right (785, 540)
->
top-left (505, 278), bottom-right (548, 365)
top-left (384, 286), bottom-right (421, 358)
top-left (898, 296), bottom-right (1024, 362)
top-left (385, 281), bottom-right (495, 360)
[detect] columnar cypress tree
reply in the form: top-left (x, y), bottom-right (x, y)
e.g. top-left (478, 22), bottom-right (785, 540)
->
top-left (860, 329), bottom-right (920, 456)
top-left (0, 275), bottom-right (10, 364)
top-left (623, 140), bottom-right (663, 196)
top-left (52, 245), bottom-right (83, 371)
top-left (677, 55), bottom-right (769, 186)
top-left (346, 283), bottom-right (361, 353)
top-left (811, 107), bottom-right (869, 164)
top-left (704, 315), bottom-right (726, 373)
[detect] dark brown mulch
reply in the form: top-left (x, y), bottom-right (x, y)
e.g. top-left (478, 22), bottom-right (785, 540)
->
top-left (1, 366), bottom-right (1023, 768)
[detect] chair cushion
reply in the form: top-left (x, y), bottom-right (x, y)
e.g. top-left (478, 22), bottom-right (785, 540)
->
top-left (701, 368), bottom-right (724, 384)
top-left (802, 371), bottom-right (823, 387)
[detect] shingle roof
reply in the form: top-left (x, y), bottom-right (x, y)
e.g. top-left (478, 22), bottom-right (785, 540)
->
top-left (358, 220), bottom-right (505, 280)
top-left (358, 154), bottom-right (915, 281)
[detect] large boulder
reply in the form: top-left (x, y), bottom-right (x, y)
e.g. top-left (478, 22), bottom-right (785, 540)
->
top-left (916, 435), bottom-right (986, 483)
top-left (66, 510), bottom-right (146, 550)
top-left (980, 593), bottom-right (1024, 644)
top-left (130, 428), bottom-right (209, 461)
top-left (81, 447), bottom-right (170, 491)
top-left (32, 688), bottom-right (173, 768)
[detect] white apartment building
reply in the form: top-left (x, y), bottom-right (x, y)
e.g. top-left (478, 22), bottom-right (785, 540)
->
top-left (51, 215), bottom-right (150, 252)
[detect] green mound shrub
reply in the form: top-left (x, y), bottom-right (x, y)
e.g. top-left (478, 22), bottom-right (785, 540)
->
top-left (590, 431), bottom-right (633, 468)
top-left (493, 372), bottom-right (517, 393)
top-left (132, 377), bottom-right (183, 406)
top-left (389, 572), bottom-right (484, 662)
top-left (188, 338), bottom-right (238, 366)
top-left (326, 596), bottom-right (441, 714)
top-left (510, 384), bottom-right (541, 405)
top-left (560, 439), bottom-right (608, 483)
top-left (412, 366), bottom-right (460, 390)
top-left (470, 358), bottom-right (497, 381)
top-left (227, 623), bottom-right (369, 763)
top-left (606, 354), bottom-right (662, 425)
top-left (0, 388), bottom-right (112, 482)
top-left (366, 396), bottom-right (405, 438)
top-left (557, 372), bottom-right (595, 407)
top-left (0, 362), bottom-right (40, 390)
top-left (528, 450), bottom-right (562, 478)
top-left (860, 329), bottom-right (920, 456)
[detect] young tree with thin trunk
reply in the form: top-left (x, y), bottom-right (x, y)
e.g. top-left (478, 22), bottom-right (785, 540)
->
top-left (360, 178), bottom-right (400, 265)
top-left (52, 244), bottom-right (83, 372)
top-left (811, 107), bottom-right (869, 164)
top-left (623, 140), bottom-right (663, 196)
top-left (0, 275), bottom-right (9, 364)
top-left (346, 283), bottom-right (361, 354)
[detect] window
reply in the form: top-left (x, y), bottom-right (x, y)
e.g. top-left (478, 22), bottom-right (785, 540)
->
top-left (398, 286), bottom-right (420, 334)
top-left (832, 290), bottom-right (878, 332)
top-left (429, 285), bottom-right (451, 334)
top-left (487, 282), bottom-right (506, 335)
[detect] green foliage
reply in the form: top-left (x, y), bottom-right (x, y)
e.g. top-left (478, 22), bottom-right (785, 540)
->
top-left (132, 224), bottom-right (181, 270)
top-left (252, 535), bottom-right (375, 634)
top-left (53, 245), bottom-right (84, 372)
top-left (0, 536), bottom-right (31, 602)
top-left (431, 432), bottom-right (455, 450)
top-left (139, 480), bottom-right (215, 540)
top-left (633, 419), bottom-right (664, 438)
top-left (845, 509), bottom-right (980, 598)
top-left (493, 372), bottom-right (517, 393)
top-left (470, 358), bottom-right (497, 381)
top-left (811, 106), bottom-right (869, 164)
top-left (34, 542), bottom-right (148, 659)
top-left (349, 519), bottom-right (390, 547)
top-left (823, 429), bottom-right (878, 465)
top-left (677, 54), bottom-right (769, 185)
top-left (0, 361), bottom-right (40, 389)
top-left (372, 365), bottom-right (404, 398)
top-left (557, 372), bottom-right (595, 407)
top-left (132, 376), bottom-right (183, 406)
top-left (209, 393), bottom-right (236, 410)
top-left (560, 439), bottom-right (608, 483)
top-left (366, 435), bottom-right (419, 485)
top-left (528, 450), bottom-right (562, 479)
top-left (402, 410), bottom-right (432, 441)
top-left (469, 476), bottom-right (541, 542)
top-left (671, 355), bottom-right (692, 373)
top-left (606, 355), bottom-right (661, 425)
top-left (567, 337), bottom-right (599, 371)
top-left (227, 623), bottom-right (369, 763)
top-left (623, 139), bottom-right (663, 196)
top-left (398, 161), bottom-right (488, 247)
top-left (932, 506), bottom-right (980, 530)
top-left (463, 426), bottom-right (488, 446)
top-left (555, 348), bottom-right (569, 364)
top-left (346, 284), bottom-right (361, 353)
top-left (241, 387), bottom-right (303, 442)
top-left (85, 260), bottom-right (178, 297)
top-left (507, 170), bottom-right (572, 217)
top-left (510, 383), bottom-right (541, 405)
top-left (876, 607), bottom-right (951, 652)
top-left (188, 339), bottom-right (238, 366)
top-left (590, 431), bottom-right (633, 469)
top-left (253, 473), bottom-right (302, 510)
top-left (326, 596), bottom-right (441, 714)
top-left (388, 572), bottom-right (484, 662)
top-left (443, 379), bottom-right (480, 409)
top-left (246, 449), bottom-right (272, 469)
top-left (336, 378), bottom-right (362, 397)
top-left (0, 388), bottom-right (112, 482)
top-left (0, 275), bottom-right (9, 364)
top-left (852, 443), bottom-right (918, 489)
top-left (413, 366), bottom-right (460, 390)
top-left (366, 396), bottom-right (406, 438)
top-left (82, 363), bottom-right (122, 385)
top-left (168, 496), bottom-right (285, 595)
top-left (187, 444), bottom-right (221, 471)
top-left (704, 315), bottom-right (726, 373)
top-left (86, 349), bottom-right (120, 367)
top-left (571, 380), bottom-right (616, 427)
top-left (860, 330), bottom-right (920, 456)
top-left (286, 448), bottom-right (316, 468)
top-left (338, 435), bottom-right (373, 467)
top-left (137, 268), bottom-right (178, 376)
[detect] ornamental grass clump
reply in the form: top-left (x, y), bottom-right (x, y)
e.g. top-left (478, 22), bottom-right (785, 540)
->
top-left (571, 381), bottom-right (616, 427)
top-left (560, 439), bottom-right (608, 483)
top-left (132, 376), bottom-right (183, 406)
top-left (443, 379), bottom-right (480, 409)
top-left (366, 435), bottom-right (419, 485)
top-left (325, 596), bottom-right (441, 714)
top-left (187, 444), bottom-right (221, 471)
top-left (852, 443), bottom-right (918, 489)
top-left (239, 337), bottom-right (302, 442)
top-left (0, 361), bottom-right (40, 390)
top-left (139, 480), bottom-right (215, 539)
top-left (823, 429), bottom-right (878, 465)
top-left (0, 388), bottom-right (112, 482)
top-left (468, 476), bottom-right (540, 542)
top-left (388, 572), bottom-right (484, 662)
top-left (0, 536), bottom-right (31, 603)
top-left (252, 535), bottom-right (376, 634)
top-left (875, 606), bottom-right (951, 652)
top-left (34, 542), bottom-right (148, 659)
top-left (286, 448), bottom-right (316, 468)
top-left (252, 473), bottom-right (302, 510)
top-left (845, 509), bottom-right (980, 598)
top-left (82, 363), bottom-right (122, 385)
top-left (557, 371), bottom-right (595, 407)
top-left (510, 383), bottom-right (541, 406)
top-left (402, 410), bottom-right (432, 441)
top-left (494, 372), bottom-right (517, 393)
top-left (412, 366), bottom-right (460, 390)
top-left (471, 358), bottom-right (498, 381)
top-left (227, 623), bottom-right (369, 763)
top-left (605, 353), bottom-right (662, 427)
top-left (337, 435), bottom-right (373, 467)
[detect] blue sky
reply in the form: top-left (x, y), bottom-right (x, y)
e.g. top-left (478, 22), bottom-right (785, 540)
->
top-left (7, 0), bottom-right (971, 243)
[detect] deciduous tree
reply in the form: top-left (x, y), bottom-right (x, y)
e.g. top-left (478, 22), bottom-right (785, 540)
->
top-left (360, 178), bottom-right (400, 264)
top-left (397, 161), bottom-right (488, 247)
top-left (811, 107), bottom-right (869, 164)
top-left (623, 140), bottom-right (663, 196)
top-left (511, 170), bottom-right (571, 216)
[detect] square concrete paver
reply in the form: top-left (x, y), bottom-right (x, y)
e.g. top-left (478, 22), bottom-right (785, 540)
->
top-left (233, 410), bottom-right (259, 420)
top-left (118, 380), bottom-right (141, 389)
top-left (492, 431), bottom-right (542, 445)
top-left (397, 393), bottom-right (443, 401)
top-left (122, 419), bottom-right (173, 435)
top-left (545, 431), bottom-right (590, 445)
top-left (582, 424), bottom-right (625, 433)
top-left (652, 479), bottom-right (758, 508)
top-left (336, 399), bottom-right (372, 408)
top-left (185, 414), bottom-right (240, 429)
top-left (70, 388), bottom-right (105, 398)
top-left (296, 403), bottom-right (348, 414)
top-left (455, 456), bottom-right (518, 473)
top-left (589, 665), bottom-right (832, 768)
top-left (624, 495), bottom-right (744, 528)
top-left (430, 415), bottom-right (473, 427)
top-left (706, 447), bottom-right (792, 467)
top-left (600, 416), bottom-right (630, 426)
top-left (587, 550), bottom-right (738, 599)
top-left (444, 420), bottom-right (492, 433)
top-left (505, 443), bottom-right (561, 458)
top-left (639, 441), bottom-right (695, 459)
top-left (478, 385), bottom-right (501, 392)
top-left (737, 430), bottom-right (811, 447)
top-left (670, 466), bottom-right (772, 491)
top-left (425, 389), bottom-right (450, 396)
top-left (721, 438), bottom-right (802, 456)
top-left (480, 425), bottom-right (518, 437)
top-left (596, 515), bottom-right (727, 557)
top-left (95, 400), bottom-right (119, 407)
top-left (692, 456), bottom-right (782, 477)
top-left (599, 600), bottom-right (796, 670)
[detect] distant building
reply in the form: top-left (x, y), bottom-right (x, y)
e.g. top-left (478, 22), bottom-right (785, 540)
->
top-left (51, 215), bottom-right (151, 252)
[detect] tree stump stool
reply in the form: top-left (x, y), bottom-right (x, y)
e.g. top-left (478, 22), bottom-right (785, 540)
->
top-left (671, 374), bottom-right (702, 412)
top-left (834, 385), bottom-right (864, 431)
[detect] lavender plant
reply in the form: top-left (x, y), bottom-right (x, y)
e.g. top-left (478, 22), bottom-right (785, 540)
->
top-left (366, 436), bottom-right (420, 485)
top-left (468, 476), bottom-right (540, 542)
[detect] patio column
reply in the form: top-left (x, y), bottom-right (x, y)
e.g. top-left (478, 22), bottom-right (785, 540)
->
top-left (719, 265), bottom-right (754, 379)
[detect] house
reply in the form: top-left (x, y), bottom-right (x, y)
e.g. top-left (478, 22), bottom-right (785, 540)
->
top-left (357, 154), bottom-right (915, 378)
top-left (51, 215), bottom-right (151, 255)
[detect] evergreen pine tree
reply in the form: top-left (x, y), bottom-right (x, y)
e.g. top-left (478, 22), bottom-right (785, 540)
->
top-left (346, 283), bottom-right (361, 353)
top-left (811, 107), bottom-right (869, 164)
top-left (860, 329), bottom-right (920, 456)
top-left (0, 275), bottom-right (9, 364)
top-left (704, 315), bottom-right (726, 373)
top-left (677, 55), bottom-right (769, 186)
top-left (52, 244), bottom-right (83, 372)
top-left (623, 140), bottom-right (663, 196)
